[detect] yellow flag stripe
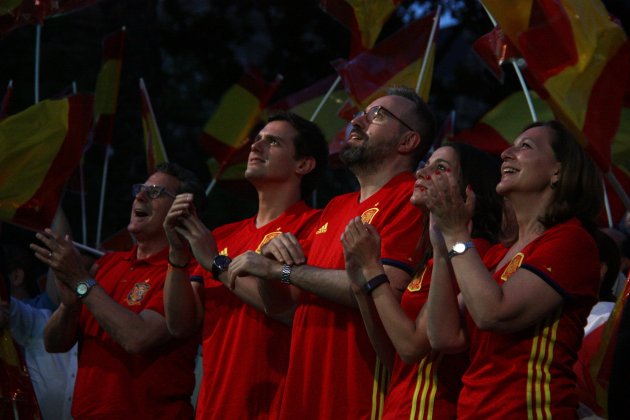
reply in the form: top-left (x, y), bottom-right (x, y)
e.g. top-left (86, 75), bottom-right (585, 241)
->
top-left (0, 99), bottom-right (68, 220)
top-left (203, 84), bottom-right (261, 148)
top-left (94, 59), bottom-right (122, 117)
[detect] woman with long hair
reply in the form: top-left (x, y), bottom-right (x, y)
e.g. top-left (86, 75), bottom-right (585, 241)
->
top-left (425, 121), bottom-right (603, 418)
top-left (341, 143), bottom-right (503, 419)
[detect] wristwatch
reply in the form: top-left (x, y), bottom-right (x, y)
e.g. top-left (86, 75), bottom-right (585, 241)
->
top-left (280, 264), bottom-right (292, 284)
top-left (211, 255), bottom-right (232, 279)
top-left (447, 241), bottom-right (475, 260)
top-left (75, 278), bottom-right (98, 299)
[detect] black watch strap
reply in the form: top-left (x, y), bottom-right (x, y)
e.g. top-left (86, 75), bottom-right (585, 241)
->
top-left (363, 274), bottom-right (389, 295)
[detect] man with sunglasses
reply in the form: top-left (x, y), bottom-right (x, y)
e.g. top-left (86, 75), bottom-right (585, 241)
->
top-left (228, 86), bottom-right (435, 419)
top-left (33, 162), bottom-right (203, 419)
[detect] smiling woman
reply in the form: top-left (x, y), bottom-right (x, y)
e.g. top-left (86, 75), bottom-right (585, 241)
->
top-left (425, 120), bottom-right (605, 419)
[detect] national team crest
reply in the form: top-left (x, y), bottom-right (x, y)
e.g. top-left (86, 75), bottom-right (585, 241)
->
top-left (407, 267), bottom-right (427, 292)
top-left (500, 252), bottom-right (524, 282)
top-left (255, 230), bottom-right (282, 253)
top-left (361, 207), bottom-right (379, 224)
top-left (126, 280), bottom-right (151, 306)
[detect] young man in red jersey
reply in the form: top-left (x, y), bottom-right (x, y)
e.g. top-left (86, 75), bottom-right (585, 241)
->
top-left (228, 86), bottom-right (435, 419)
top-left (163, 111), bottom-right (328, 419)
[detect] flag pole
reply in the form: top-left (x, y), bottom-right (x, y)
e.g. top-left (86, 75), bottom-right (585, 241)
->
top-left (415, 5), bottom-right (441, 95)
top-left (482, 6), bottom-right (538, 122)
top-left (71, 81), bottom-right (89, 245)
top-left (95, 145), bottom-right (113, 247)
top-left (310, 76), bottom-right (341, 121)
top-left (139, 77), bottom-right (169, 168)
top-left (34, 24), bottom-right (42, 103)
top-left (606, 170), bottom-right (630, 214)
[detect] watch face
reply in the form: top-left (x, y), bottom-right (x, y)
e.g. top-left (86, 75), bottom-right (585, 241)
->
top-left (453, 243), bottom-right (466, 253)
top-left (77, 283), bottom-right (88, 295)
top-left (214, 255), bottom-right (232, 271)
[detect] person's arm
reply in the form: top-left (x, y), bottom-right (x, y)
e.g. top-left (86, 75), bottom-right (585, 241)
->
top-left (163, 194), bottom-right (205, 336)
top-left (167, 194), bottom-right (272, 315)
top-left (425, 171), bottom-right (564, 334)
top-left (44, 302), bottom-right (81, 352)
top-left (9, 297), bottom-right (49, 346)
top-left (227, 251), bottom-right (298, 321)
top-left (43, 278), bottom-right (82, 353)
top-left (342, 217), bottom-right (429, 367)
top-left (33, 229), bottom-right (172, 354)
top-left (80, 286), bottom-right (172, 354)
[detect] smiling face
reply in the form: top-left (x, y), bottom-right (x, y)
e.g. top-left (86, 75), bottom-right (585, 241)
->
top-left (127, 171), bottom-right (179, 242)
top-left (410, 146), bottom-right (461, 207)
top-left (496, 126), bottom-right (561, 197)
top-left (340, 95), bottom-right (415, 172)
top-left (244, 120), bottom-right (302, 185)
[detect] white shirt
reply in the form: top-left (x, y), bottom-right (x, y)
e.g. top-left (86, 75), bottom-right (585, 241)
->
top-left (10, 297), bottom-right (77, 420)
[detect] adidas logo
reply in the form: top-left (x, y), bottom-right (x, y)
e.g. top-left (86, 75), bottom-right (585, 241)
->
top-left (316, 223), bottom-right (328, 234)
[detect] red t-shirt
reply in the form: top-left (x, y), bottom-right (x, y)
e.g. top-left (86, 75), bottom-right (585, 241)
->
top-left (279, 172), bottom-right (425, 420)
top-left (73, 246), bottom-right (197, 420)
top-left (194, 201), bottom-right (321, 419)
top-left (383, 239), bottom-right (491, 420)
top-left (458, 219), bottom-right (599, 419)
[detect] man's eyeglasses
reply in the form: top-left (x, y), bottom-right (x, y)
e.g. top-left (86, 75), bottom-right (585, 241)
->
top-left (132, 184), bottom-right (176, 200)
top-left (354, 105), bottom-right (416, 132)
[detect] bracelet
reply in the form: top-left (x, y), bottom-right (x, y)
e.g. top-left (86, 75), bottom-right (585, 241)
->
top-left (168, 257), bottom-right (190, 270)
top-left (363, 274), bottom-right (389, 295)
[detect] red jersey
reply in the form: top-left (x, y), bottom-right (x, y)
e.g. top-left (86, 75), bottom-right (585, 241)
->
top-left (383, 239), bottom-right (490, 420)
top-left (458, 219), bottom-right (599, 419)
top-left (280, 172), bottom-right (424, 420)
top-left (194, 201), bottom-right (321, 419)
top-left (73, 246), bottom-right (197, 420)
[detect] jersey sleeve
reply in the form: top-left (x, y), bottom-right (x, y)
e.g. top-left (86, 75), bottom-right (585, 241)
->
top-left (378, 201), bottom-right (424, 275)
top-left (521, 223), bottom-right (599, 300)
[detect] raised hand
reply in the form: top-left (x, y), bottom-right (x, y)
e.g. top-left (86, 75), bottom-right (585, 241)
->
top-left (423, 170), bottom-right (475, 237)
top-left (341, 217), bottom-right (382, 290)
top-left (31, 229), bottom-right (89, 290)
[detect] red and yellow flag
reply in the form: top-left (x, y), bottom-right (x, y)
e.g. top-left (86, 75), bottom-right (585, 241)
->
top-left (139, 78), bottom-right (168, 174)
top-left (270, 74), bottom-right (350, 154)
top-left (320, 0), bottom-right (403, 57)
top-left (0, 94), bottom-right (93, 230)
top-left (333, 11), bottom-right (438, 108)
top-left (454, 90), bottom-right (630, 223)
top-left (481, 0), bottom-right (630, 170)
top-left (199, 71), bottom-right (281, 164)
top-left (92, 27), bottom-right (125, 145)
top-left (0, 0), bottom-right (96, 37)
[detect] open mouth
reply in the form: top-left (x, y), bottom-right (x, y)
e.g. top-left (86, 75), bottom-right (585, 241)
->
top-left (134, 208), bottom-right (149, 217)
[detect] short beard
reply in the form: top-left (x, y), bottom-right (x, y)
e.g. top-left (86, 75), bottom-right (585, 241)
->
top-left (340, 137), bottom-right (396, 175)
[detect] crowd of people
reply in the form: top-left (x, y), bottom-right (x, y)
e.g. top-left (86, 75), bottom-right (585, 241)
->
top-left (2, 85), bottom-right (629, 419)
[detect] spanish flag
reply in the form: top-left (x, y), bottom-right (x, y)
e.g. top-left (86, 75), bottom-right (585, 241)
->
top-left (92, 27), bottom-right (125, 145)
top-left (198, 71), bottom-right (281, 164)
top-left (0, 94), bottom-right (93, 230)
top-left (320, 0), bottom-right (403, 57)
top-left (454, 90), bottom-right (630, 223)
top-left (333, 11), bottom-right (438, 108)
top-left (270, 74), bottom-right (349, 154)
top-left (481, 0), bottom-right (630, 170)
top-left (139, 78), bottom-right (168, 174)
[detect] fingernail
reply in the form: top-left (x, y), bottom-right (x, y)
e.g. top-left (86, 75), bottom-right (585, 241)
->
top-left (435, 170), bottom-right (441, 175)
top-left (446, 168), bottom-right (451, 173)
top-left (426, 175), bottom-right (431, 180)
